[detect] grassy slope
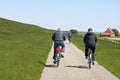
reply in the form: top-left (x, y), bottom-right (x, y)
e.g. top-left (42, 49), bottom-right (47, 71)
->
top-left (72, 34), bottom-right (120, 79)
top-left (96, 39), bottom-right (120, 78)
top-left (0, 18), bottom-right (53, 80)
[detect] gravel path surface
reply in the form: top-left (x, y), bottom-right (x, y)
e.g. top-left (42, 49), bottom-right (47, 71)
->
top-left (40, 41), bottom-right (119, 80)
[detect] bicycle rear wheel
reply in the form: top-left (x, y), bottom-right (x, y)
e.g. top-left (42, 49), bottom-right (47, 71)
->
top-left (88, 48), bottom-right (92, 69)
top-left (88, 54), bottom-right (92, 69)
top-left (56, 59), bottom-right (59, 67)
top-left (56, 52), bottom-right (60, 67)
top-left (88, 62), bottom-right (91, 69)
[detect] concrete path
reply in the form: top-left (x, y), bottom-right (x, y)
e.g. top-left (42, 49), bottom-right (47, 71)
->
top-left (40, 40), bottom-right (119, 80)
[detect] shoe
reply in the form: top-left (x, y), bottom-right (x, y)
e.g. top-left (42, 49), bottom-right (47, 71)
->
top-left (61, 52), bottom-right (64, 58)
top-left (53, 58), bottom-right (56, 64)
top-left (85, 56), bottom-right (88, 59)
top-left (92, 62), bottom-right (95, 65)
top-left (53, 60), bottom-right (56, 64)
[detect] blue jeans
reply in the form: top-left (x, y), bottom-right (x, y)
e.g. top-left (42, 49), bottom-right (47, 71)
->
top-left (53, 40), bottom-right (65, 60)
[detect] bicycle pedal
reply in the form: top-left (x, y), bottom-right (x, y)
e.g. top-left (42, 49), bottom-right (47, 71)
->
top-left (61, 55), bottom-right (64, 58)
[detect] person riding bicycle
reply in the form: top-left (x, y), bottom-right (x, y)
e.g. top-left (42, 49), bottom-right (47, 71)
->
top-left (52, 28), bottom-right (66, 64)
top-left (83, 28), bottom-right (97, 65)
top-left (68, 31), bottom-right (72, 43)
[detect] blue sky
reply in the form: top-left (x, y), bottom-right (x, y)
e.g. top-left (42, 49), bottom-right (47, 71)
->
top-left (0, 0), bottom-right (120, 32)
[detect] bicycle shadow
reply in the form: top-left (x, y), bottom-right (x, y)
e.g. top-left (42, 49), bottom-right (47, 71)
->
top-left (45, 64), bottom-right (56, 67)
top-left (39, 61), bottom-right (56, 68)
top-left (65, 65), bottom-right (88, 69)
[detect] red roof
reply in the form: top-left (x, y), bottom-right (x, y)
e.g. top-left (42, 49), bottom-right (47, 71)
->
top-left (100, 28), bottom-right (114, 36)
top-left (104, 28), bottom-right (114, 33)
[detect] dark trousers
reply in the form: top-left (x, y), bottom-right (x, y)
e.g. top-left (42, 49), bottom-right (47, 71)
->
top-left (85, 46), bottom-right (95, 61)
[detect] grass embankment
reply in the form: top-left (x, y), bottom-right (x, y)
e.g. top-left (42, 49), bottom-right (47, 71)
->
top-left (0, 18), bottom-right (53, 80)
top-left (72, 34), bottom-right (120, 79)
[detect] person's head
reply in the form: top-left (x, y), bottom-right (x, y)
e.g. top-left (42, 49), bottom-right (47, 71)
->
top-left (88, 28), bottom-right (93, 32)
top-left (57, 28), bottom-right (60, 31)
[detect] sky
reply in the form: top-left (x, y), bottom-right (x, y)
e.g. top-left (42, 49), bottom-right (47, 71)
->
top-left (0, 0), bottom-right (120, 32)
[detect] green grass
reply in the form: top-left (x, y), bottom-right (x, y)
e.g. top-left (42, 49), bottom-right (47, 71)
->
top-left (2, 17), bottom-right (120, 80)
top-left (96, 39), bottom-right (120, 78)
top-left (0, 18), bottom-right (53, 80)
top-left (72, 34), bottom-right (120, 79)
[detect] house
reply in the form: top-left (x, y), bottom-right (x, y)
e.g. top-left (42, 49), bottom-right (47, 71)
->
top-left (100, 28), bottom-right (115, 37)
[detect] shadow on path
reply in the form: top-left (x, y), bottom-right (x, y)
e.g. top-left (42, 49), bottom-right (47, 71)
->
top-left (39, 61), bottom-right (56, 68)
top-left (66, 65), bottom-right (88, 69)
top-left (39, 61), bottom-right (88, 68)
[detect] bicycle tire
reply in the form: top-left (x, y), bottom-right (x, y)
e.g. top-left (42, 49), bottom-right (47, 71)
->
top-left (56, 52), bottom-right (61, 67)
top-left (88, 48), bottom-right (92, 69)
top-left (56, 59), bottom-right (59, 67)
top-left (88, 62), bottom-right (91, 69)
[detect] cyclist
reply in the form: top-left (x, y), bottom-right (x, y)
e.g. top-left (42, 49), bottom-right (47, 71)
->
top-left (83, 28), bottom-right (97, 65)
top-left (52, 28), bottom-right (66, 64)
top-left (68, 31), bottom-right (72, 43)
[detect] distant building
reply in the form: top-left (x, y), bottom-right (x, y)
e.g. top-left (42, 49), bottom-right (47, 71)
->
top-left (100, 28), bottom-right (115, 37)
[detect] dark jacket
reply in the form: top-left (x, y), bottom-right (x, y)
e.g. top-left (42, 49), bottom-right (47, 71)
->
top-left (52, 30), bottom-right (66, 41)
top-left (84, 32), bottom-right (97, 48)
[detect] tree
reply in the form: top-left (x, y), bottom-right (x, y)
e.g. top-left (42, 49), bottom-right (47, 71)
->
top-left (112, 29), bottom-right (119, 37)
top-left (70, 29), bottom-right (78, 35)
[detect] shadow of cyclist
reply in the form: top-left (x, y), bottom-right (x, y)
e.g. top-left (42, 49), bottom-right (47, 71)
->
top-left (66, 65), bottom-right (88, 69)
top-left (39, 61), bottom-right (56, 68)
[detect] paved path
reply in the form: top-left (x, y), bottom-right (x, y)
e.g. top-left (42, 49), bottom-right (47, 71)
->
top-left (40, 41), bottom-right (119, 80)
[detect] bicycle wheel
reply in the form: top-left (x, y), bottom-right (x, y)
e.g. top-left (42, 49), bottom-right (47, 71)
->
top-left (56, 52), bottom-right (60, 67)
top-left (88, 56), bottom-right (90, 69)
top-left (56, 58), bottom-right (59, 67)
top-left (68, 38), bottom-right (71, 43)
top-left (88, 61), bottom-right (91, 69)
top-left (88, 49), bottom-right (92, 69)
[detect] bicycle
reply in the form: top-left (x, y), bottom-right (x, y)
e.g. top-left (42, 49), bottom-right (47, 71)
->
top-left (88, 48), bottom-right (92, 69)
top-left (68, 38), bottom-right (72, 43)
top-left (56, 45), bottom-right (62, 67)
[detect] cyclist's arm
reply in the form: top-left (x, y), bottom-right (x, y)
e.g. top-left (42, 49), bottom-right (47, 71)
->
top-left (83, 34), bottom-right (87, 44)
top-left (95, 35), bottom-right (97, 43)
top-left (52, 33), bottom-right (55, 41)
